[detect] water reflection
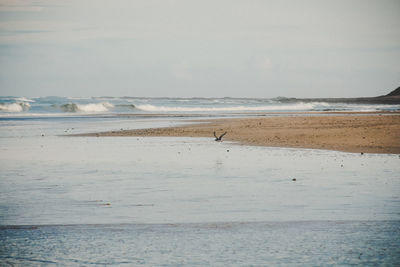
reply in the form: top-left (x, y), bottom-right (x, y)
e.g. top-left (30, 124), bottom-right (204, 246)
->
top-left (1, 135), bottom-right (399, 225)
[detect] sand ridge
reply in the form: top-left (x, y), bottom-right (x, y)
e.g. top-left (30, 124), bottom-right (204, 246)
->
top-left (77, 114), bottom-right (400, 154)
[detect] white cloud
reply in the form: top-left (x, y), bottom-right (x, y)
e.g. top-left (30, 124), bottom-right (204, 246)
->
top-left (171, 62), bottom-right (193, 81)
top-left (0, 0), bottom-right (43, 12)
top-left (0, 0), bottom-right (399, 97)
top-left (255, 57), bottom-right (273, 72)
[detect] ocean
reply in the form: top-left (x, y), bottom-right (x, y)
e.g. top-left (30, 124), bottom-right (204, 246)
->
top-left (1, 96), bottom-right (400, 116)
top-left (1, 96), bottom-right (400, 266)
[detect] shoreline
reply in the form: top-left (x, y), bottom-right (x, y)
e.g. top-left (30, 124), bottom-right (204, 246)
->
top-left (75, 113), bottom-right (400, 154)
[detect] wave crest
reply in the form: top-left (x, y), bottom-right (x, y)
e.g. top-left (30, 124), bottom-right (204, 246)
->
top-left (0, 102), bottom-right (31, 112)
top-left (59, 102), bottom-right (114, 113)
top-left (115, 104), bottom-right (136, 109)
top-left (15, 97), bottom-right (35, 103)
top-left (135, 103), bottom-right (317, 112)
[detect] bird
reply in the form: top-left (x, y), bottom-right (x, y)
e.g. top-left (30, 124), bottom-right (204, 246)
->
top-left (214, 131), bottom-right (227, 141)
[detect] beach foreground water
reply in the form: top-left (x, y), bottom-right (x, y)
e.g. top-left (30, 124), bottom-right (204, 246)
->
top-left (1, 221), bottom-right (399, 266)
top-left (1, 110), bottom-right (400, 265)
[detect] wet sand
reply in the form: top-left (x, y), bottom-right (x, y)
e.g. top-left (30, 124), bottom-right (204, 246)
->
top-left (79, 113), bottom-right (400, 154)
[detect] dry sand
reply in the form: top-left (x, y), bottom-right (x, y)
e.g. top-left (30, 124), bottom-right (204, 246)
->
top-left (79, 114), bottom-right (400, 154)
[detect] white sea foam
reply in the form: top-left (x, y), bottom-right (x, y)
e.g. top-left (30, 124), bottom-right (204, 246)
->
top-left (60, 102), bottom-right (114, 113)
top-left (15, 97), bottom-right (35, 103)
top-left (0, 102), bottom-right (31, 112)
top-left (0, 112), bottom-right (81, 118)
top-left (345, 104), bottom-right (400, 112)
top-left (135, 103), bottom-right (318, 112)
top-left (67, 97), bottom-right (92, 100)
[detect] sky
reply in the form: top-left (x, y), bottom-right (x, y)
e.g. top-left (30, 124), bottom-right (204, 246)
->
top-left (0, 0), bottom-right (399, 98)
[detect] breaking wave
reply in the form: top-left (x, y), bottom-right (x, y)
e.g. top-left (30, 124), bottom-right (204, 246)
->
top-left (59, 102), bottom-right (114, 113)
top-left (0, 102), bottom-right (31, 112)
top-left (115, 104), bottom-right (136, 109)
top-left (135, 103), bottom-right (318, 112)
top-left (1, 96), bottom-right (398, 116)
top-left (15, 97), bottom-right (35, 103)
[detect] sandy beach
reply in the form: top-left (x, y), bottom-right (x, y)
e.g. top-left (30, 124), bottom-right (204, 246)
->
top-left (80, 113), bottom-right (400, 154)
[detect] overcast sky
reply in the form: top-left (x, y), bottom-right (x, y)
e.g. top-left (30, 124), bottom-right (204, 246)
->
top-left (0, 0), bottom-right (399, 98)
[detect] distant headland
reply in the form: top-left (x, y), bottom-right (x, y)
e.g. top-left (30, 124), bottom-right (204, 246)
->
top-left (278, 87), bottom-right (400, 104)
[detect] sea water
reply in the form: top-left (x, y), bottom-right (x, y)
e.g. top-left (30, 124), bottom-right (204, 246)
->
top-left (1, 98), bottom-right (400, 265)
top-left (1, 96), bottom-right (399, 116)
top-left (1, 135), bottom-right (399, 225)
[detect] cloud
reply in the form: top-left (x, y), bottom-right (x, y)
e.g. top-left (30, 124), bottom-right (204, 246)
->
top-left (0, 0), bottom-right (43, 12)
top-left (255, 57), bottom-right (273, 72)
top-left (171, 62), bottom-right (193, 81)
top-left (0, 0), bottom-right (399, 97)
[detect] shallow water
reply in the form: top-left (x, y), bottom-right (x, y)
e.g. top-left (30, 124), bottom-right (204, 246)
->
top-left (1, 115), bottom-right (400, 265)
top-left (1, 135), bottom-right (399, 225)
top-left (1, 221), bottom-right (399, 266)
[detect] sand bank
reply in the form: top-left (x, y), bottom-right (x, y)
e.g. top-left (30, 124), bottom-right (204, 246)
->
top-left (79, 114), bottom-right (400, 154)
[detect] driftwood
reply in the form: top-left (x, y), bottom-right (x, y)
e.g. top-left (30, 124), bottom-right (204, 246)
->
top-left (214, 131), bottom-right (227, 141)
